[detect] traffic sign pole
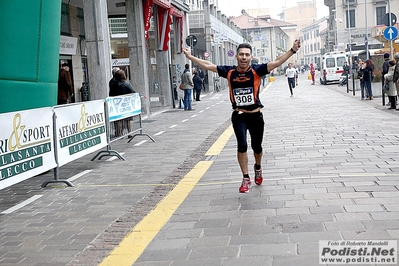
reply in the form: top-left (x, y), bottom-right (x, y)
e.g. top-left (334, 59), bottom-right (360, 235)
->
top-left (388, 2), bottom-right (393, 57)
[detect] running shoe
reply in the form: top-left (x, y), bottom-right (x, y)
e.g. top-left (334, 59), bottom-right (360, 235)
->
top-left (254, 164), bottom-right (263, 185)
top-left (239, 178), bottom-right (251, 193)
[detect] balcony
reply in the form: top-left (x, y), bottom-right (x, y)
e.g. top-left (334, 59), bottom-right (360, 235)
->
top-left (371, 24), bottom-right (398, 42)
top-left (342, 0), bottom-right (357, 6)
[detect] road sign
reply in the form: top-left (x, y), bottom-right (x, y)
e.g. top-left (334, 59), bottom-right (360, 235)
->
top-left (227, 50), bottom-right (234, 57)
top-left (383, 13), bottom-right (397, 27)
top-left (204, 51), bottom-right (210, 58)
top-left (384, 26), bottom-right (398, 41)
top-left (185, 35), bottom-right (197, 47)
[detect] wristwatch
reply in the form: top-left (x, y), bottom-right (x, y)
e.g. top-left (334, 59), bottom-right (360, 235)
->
top-left (290, 48), bottom-right (296, 54)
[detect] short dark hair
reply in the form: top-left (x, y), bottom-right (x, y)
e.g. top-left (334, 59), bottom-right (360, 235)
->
top-left (237, 43), bottom-right (252, 54)
top-left (185, 64), bottom-right (190, 69)
top-left (115, 70), bottom-right (126, 81)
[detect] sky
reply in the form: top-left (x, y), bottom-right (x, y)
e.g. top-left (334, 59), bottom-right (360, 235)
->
top-left (217, 0), bottom-right (329, 20)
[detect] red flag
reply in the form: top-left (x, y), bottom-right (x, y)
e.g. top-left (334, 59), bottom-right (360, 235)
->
top-left (143, 0), bottom-right (153, 40)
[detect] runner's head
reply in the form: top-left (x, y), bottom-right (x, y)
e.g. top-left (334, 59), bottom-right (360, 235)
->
top-left (236, 43), bottom-right (253, 71)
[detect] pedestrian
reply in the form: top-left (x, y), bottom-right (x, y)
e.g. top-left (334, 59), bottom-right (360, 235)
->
top-left (193, 71), bottom-right (203, 101)
top-left (383, 60), bottom-right (397, 110)
top-left (362, 59), bottom-right (374, 100)
top-left (181, 64), bottom-right (194, 111)
top-left (392, 53), bottom-right (399, 101)
top-left (310, 63), bottom-right (315, 85)
top-left (109, 67), bottom-right (120, 96)
top-left (285, 63), bottom-right (296, 97)
top-left (183, 39), bottom-right (301, 193)
top-left (357, 61), bottom-right (366, 100)
top-left (114, 70), bottom-right (136, 137)
top-left (172, 75), bottom-right (178, 100)
top-left (58, 63), bottom-right (74, 105)
top-left (294, 65), bottom-right (299, 85)
top-left (343, 61), bottom-right (350, 85)
top-left (198, 68), bottom-right (205, 91)
top-left (382, 53), bottom-right (390, 105)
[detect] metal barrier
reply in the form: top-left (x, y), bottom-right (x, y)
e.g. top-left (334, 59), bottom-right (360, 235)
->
top-left (0, 94), bottom-right (154, 190)
top-left (91, 94), bottom-right (155, 161)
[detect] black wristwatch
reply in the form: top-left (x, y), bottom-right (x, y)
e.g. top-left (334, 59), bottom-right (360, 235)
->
top-left (290, 48), bottom-right (296, 54)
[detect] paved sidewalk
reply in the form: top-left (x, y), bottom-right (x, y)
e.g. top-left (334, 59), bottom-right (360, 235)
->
top-left (131, 76), bottom-right (399, 266)
top-left (1, 73), bottom-right (399, 266)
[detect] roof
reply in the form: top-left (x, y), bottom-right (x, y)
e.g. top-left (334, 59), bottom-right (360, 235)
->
top-left (230, 14), bottom-right (275, 30)
top-left (262, 18), bottom-right (296, 27)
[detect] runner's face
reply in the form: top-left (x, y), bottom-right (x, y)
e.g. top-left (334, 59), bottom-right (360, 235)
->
top-left (236, 48), bottom-right (252, 70)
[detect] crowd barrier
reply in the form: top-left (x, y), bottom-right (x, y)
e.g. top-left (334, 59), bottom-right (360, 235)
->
top-left (0, 93), bottom-right (154, 190)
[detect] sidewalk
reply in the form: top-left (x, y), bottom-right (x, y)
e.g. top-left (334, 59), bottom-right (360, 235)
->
top-left (1, 74), bottom-right (399, 266)
top-left (130, 76), bottom-right (399, 266)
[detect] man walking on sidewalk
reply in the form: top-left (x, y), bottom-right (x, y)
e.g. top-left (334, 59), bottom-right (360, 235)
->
top-left (183, 40), bottom-right (301, 193)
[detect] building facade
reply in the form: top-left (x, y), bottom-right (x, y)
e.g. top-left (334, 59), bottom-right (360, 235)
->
top-left (1, 0), bottom-right (246, 113)
top-left (301, 17), bottom-right (328, 67)
top-left (230, 13), bottom-right (293, 72)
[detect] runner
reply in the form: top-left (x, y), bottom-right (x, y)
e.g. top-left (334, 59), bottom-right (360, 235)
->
top-left (285, 63), bottom-right (297, 97)
top-left (183, 39), bottom-right (301, 193)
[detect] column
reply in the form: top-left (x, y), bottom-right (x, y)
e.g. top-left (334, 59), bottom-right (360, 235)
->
top-left (154, 5), bottom-right (172, 107)
top-left (203, 0), bottom-right (212, 92)
top-left (125, 0), bottom-right (150, 114)
top-left (83, 0), bottom-right (112, 100)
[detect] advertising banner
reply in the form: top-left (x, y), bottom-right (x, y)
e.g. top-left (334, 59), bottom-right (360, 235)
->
top-left (54, 100), bottom-right (107, 167)
top-left (106, 93), bottom-right (141, 122)
top-left (0, 108), bottom-right (56, 190)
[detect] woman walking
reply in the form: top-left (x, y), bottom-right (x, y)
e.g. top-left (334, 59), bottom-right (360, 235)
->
top-left (384, 60), bottom-right (397, 110)
top-left (362, 59), bottom-right (374, 100)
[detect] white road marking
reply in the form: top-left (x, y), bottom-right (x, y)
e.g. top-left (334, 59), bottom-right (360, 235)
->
top-left (1, 195), bottom-right (43, 214)
top-left (68, 170), bottom-right (93, 181)
top-left (134, 140), bottom-right (148, 146)
top-left (154, 131), bottom-right (165, 136)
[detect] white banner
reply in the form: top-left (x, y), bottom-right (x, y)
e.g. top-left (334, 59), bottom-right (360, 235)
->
top-left (54, 100), bottom-right (107, 167)
top-left (0, 108), bottom-right (56, 190)
top-left (106, 93), bottom-right (141, 122)
top-left (60, 35), bottom-right (78, 55)
top-left (112, 58), bottom-right (130, 67)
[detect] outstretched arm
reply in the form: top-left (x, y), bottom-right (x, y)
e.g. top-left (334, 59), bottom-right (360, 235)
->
top-left (183, 47), bottom-right (218, 73)
top-left (267, 39), bottom-right (301, 73)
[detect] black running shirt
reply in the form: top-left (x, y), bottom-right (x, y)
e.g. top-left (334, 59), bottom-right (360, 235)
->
top-left (217, 64), bottom-right (269, 111)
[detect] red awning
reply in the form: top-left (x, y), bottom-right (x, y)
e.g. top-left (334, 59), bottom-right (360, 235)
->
top-left (172, 8), bottom-right (184, 18)
top-left (157, 6), bottom-right (173, 51)
top-left (153, 0), bottom-right (171, 9)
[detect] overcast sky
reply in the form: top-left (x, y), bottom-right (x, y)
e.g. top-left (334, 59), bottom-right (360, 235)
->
top-left (217, 0), bottom-right (329, 19)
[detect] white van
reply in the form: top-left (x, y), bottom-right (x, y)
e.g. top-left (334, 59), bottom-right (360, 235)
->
top-left (320, 51), bottom-right (348, 84)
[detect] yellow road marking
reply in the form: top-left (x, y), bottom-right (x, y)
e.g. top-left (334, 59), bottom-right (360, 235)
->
top-left (99, 125), bottom-right (232, 266)
top-left (205, 125), bottom-right (233, 156)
